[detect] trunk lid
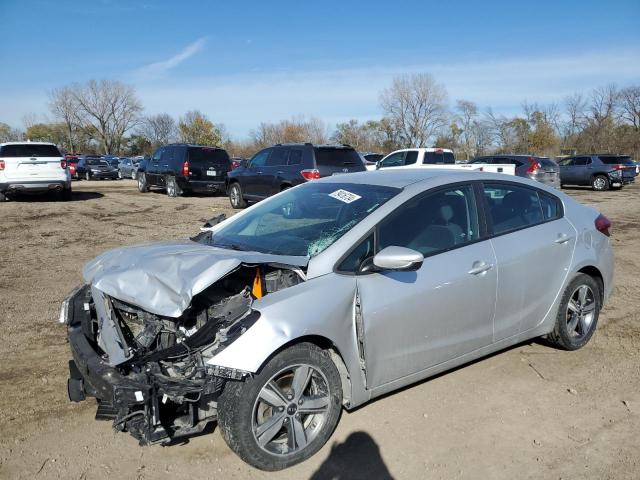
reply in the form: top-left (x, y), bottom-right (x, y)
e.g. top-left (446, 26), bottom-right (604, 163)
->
top-left (0, 143), bottom-right (64, 180)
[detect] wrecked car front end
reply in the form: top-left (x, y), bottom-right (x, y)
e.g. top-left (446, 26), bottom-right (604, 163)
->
top-left (61, 240), bottom-right (307, 445)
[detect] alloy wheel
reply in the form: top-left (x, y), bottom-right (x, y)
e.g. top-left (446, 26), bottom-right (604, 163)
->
top-left (593, 177), bottom-right (607, 190)
top-left (230, 185), bottom-right (240, 206)
top-left (252, 364), bottom-right (330, 457)
top-left (566, 285), bottom-right (596, 339)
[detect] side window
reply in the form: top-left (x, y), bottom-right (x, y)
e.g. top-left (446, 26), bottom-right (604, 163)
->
top-left (483, 183), bottom-right (545, 235)
top-left (266, 148), bottom-right (288, 166)
top-left (337, 233), bottom-right (375, 272)
top-left (558, 158), bottom-right (574, 166)
top-left (151, 149), bottom-right (162, 162)
top-left (378, 185), bottom-right (479, 257)
top-left (575, 157), bottom-right (591, 166)
top-left (538, 192), bottom-right (562, 220)
top-left (380, 152), bottom-right (405, 168)
top-left (250, 149), bottom-right (271, 168)
top-left (161, 147), bottom-right (173, 164)
top-left (404, 151), bottom-right (418, 165)
top-left (288, 149), bottom-right (303, 165)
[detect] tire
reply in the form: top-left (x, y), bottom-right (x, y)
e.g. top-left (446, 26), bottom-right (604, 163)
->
top-left (591, 175), bottom-right (609, 191)
top-left (228, 182), bottom-right (247, 209)
top-left (547, 273), bottom-right (601, 351)
top-left (85, 171), bottom-right (91, 181)
top-left (137, 172), bottom-right (149, 193)
top-left (217, 343), bottom-right (343, 471)
top-left (0, 191), bottom-right (7, 202)
top-left (118, 170), bottom-right (122, 179)
top-left (166, 176), bottom-right (182, 197)
top-left (131, 171), bottom-right (136, 180)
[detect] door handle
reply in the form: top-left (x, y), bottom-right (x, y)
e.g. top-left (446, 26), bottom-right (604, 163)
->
top-left (468, 262), bottom-right (493, 275)
top-left (256, 171), bottom-right (263, 174)
top-left (276, 171), bottom-right (284, 175)
top-left (162, 164), bottom-right (169, 167)
top-left (554, 234), bottom-right (570, 244)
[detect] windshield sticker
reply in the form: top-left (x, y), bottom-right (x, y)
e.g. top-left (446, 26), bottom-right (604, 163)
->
top-left (329, 189), bottom-right (361, 204)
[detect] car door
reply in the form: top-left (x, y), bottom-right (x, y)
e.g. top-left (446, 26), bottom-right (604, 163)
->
top-left (147, 148), bottom-right (163, 185)
top-left (557, 157), bottom-right (575, 184)
top-left (573, 156), bottom-right (592, 185)
top-left (243, 148), bottom-right (272, 198)
top-left (264, 147), bottom-right (289, 196)
top-left (482, 182), bottom-right (576, 340)
top-left (377, 151), bottom-right (406, 169)
top-left (354, 183), bottom-right (497, 388)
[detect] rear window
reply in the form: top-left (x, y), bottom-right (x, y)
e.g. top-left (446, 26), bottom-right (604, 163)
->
top-left (364, 154), bottom-right (383, 163)
top-left (314, 147), bottom-right (362, 167)
top-left (423, 151), bottom-right (455, 164)
top-left (187, 147), bottom-right (230, 166)
top-left (0, 144), bottom-right (61, 157)
top-left (599, 156), bottom-right (634, 165)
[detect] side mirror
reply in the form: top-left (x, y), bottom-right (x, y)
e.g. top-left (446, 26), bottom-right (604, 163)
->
top-left (373, 246), bottom-right (423, 271)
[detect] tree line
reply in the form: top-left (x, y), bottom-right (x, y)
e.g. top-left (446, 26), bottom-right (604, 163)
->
top-left (1, 75), bottom-right (638, 160)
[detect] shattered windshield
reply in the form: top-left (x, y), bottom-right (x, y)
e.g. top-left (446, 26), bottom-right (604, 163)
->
top-left (210, 182), bottom-right (400, 257)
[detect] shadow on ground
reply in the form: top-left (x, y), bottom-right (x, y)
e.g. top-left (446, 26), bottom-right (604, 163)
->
top-left (4, 191), bottom-right (104, 202)
top-left (310, 431), bottom-right (393, 480)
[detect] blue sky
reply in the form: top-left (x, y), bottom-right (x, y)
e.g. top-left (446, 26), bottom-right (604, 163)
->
top-left (1, 0), bottom-right (639, 138)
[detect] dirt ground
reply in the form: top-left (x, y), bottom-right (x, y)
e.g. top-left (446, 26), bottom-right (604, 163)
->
top-left (0, 179), bottom-right (638, 480)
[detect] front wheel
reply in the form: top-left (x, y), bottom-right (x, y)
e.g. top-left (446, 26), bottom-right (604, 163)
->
top-left (118, 170), bottom-right (122, 179)
top-left (591, 175), bottom-right (609, 191)
top-left (131, 171), bottom-right (136, 180)
top-left (547, 273), bottom-right (601, 350)
top-left (228, 182), bottom-right (247, 209)
top-left (217, 343), bottom-right (343, 471)
top-left (137, 172), bottom-right (149, 193)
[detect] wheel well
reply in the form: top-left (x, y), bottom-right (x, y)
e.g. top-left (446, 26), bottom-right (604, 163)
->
top-left (280, 183), bottom-right (292, 191)
top-left (578, 266), bottom-right (604, 302)
top-left (259, 335), bottom-right (353, 407)
top-left (226, 179), bottom-right (238, 191)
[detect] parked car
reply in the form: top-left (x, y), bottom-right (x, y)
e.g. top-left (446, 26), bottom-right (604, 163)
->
top-left (373, 148), bottom-right (456, 171)
top-left (230, 157), bottom-right (248, 170)
top-left (469, 155), bottom-right (560, 188)
top-left (76, 156), bottom-right (119, 180)
top-left (226, 143), bottom-right (366, 208)
top-left (132, 156), bottom-right (146, 180)
top-left (137, 144), bottom-right (231, 197)
top-left (103, 155), bottom-right (121, 168)
top-left (557, 154), bottom-right (636, 191)
top-left (65, 154), bottom-right (80, 179)
top-left (0, 141), bottom-right (71, 201)
top-left (359, 151), bottom-right (384, 168)
top-left (61, 169), bottom-right (613, 470)
top-left (117, 157), bottom-right (139, 179)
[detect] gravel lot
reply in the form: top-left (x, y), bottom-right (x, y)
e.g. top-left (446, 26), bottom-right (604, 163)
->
top-left (0, 179), bottom-right (638, 479)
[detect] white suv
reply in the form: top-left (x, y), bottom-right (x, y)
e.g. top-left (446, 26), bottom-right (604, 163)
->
top-left (0, 142), bottom-right (72, 201)
top-left (368, 148), bottom-right (456, 171)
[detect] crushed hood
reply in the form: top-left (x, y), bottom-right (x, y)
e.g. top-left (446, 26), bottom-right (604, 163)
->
top-left (83, 239), bottom-right (308, 317)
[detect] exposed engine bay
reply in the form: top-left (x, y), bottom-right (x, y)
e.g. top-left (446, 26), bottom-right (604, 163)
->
top-left (65, 262), bottom-right (304, 445)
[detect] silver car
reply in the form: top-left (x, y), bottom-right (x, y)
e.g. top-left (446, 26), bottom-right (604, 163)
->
top-left (60, 169), bottom-right (614, 470)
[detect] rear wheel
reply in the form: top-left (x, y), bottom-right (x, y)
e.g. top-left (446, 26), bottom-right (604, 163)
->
top-left (137, 172), bottom-right (149, 193)
top-left (0, 191), bottom-right (7, 202)
top-left (228, 182), bottom-right (247, 209)
top-left (166, 176), bottom-right (182, 197)
top-left (131, 171), bottom-right (136, 180)
top-left (218, 343), bottom-right (343, 471)
top-left (591, 175), bottom-right (609, 191)
top-left (117, 170), bottom-right (122, 179)
top-left (547, 273), bottom-right (601, 350)
top-left (84, 171), bottom-right (91, 181)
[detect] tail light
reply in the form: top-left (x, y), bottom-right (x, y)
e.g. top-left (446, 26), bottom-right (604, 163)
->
top-left (0, 160), bottom-right (5, 170)
top-left (595, 214), bottom-right (611, 237)
top-left (182, 160), bottom-right (190, 177)
top-left (301, 169), bottom-right (320, 180)
top-left (526, 156), bottom-right (540, 174)
top-left (60, 160), bottom-right (67, 169)
top-left (612, 164), bottom-right (626, 171)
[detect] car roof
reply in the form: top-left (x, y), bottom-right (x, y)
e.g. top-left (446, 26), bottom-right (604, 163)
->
top-left (313, 168), bottom-right (522, 188)
top-left (389, 148), bottom-right (454, 153)
top-left (0, 141), bottom-right (57, 146)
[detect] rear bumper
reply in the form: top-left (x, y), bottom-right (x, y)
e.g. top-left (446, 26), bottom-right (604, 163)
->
top-left (0, 179), bottom-right (71, 193)
top-left (89, 172), bottom-right (119, 179)
top-left (177, 178), bottom-right (225, 193)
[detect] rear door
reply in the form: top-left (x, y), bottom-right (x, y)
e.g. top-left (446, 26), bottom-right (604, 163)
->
top-left (482, 182), bottom-right (575, 340)
top-left (0, 144), bottom-right (64, 180)
top-left (186, 147), bottom-right (230, 183)
top-left (313, 147), bottom-right (366, 177)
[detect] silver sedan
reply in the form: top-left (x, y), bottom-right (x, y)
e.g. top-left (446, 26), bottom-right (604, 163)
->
top-left (61, 169), bottom-right (614, 470)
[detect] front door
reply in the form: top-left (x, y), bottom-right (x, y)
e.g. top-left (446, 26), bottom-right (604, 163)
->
top-left (243, 148), bottom-right (271, 198)
top-left (356, 183), bottom-right (497, 388)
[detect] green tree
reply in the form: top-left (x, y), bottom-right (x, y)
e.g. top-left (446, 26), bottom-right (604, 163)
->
top-left (178, 110), bottom-right (223, 145)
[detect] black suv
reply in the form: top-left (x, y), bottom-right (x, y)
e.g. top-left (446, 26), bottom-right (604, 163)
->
top-left (226, 143), bottom-right (366, 208)
top-left (137, 144), bottom-right (231, 197)
top-left (558, 154), bottom-right (636, 191)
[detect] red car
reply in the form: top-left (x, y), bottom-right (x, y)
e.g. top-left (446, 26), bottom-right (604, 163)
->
top-left (65, 155), bottom-right (80, 179)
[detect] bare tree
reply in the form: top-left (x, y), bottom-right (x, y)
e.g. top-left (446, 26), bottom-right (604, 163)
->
top-left (619, 86), bottom-right (640, 131)
top-left (250, 116), bottom-right (328, 148)
top-left (380, 73), bottom-right (448, 147)
top-left (66, 79), bottom-right (142, 154)
top-left (49, 86), bottom-right (80, 152)
top-left (455, 100), bottom-right (479, 159)
top-left (563, 93), bottom-right (587, 140)
top-left (139, 113), bottom-right (177, 146)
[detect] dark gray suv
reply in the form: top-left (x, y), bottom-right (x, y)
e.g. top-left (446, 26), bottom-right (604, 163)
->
top-left (226, 143), bottom-right (366, 208)
top-left (469, 155), bottom-right (560, 188)
top-left (558, 154), bottom-right (636, 191)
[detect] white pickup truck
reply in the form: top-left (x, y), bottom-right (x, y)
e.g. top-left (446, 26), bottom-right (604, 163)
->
top-left (370, 148), bottom-right (516, 175)
top-left (0, 142), bottom-right (72, 201)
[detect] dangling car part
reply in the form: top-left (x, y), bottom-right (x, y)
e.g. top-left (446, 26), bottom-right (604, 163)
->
top-left (61, 171), bottom-right (613, 470)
